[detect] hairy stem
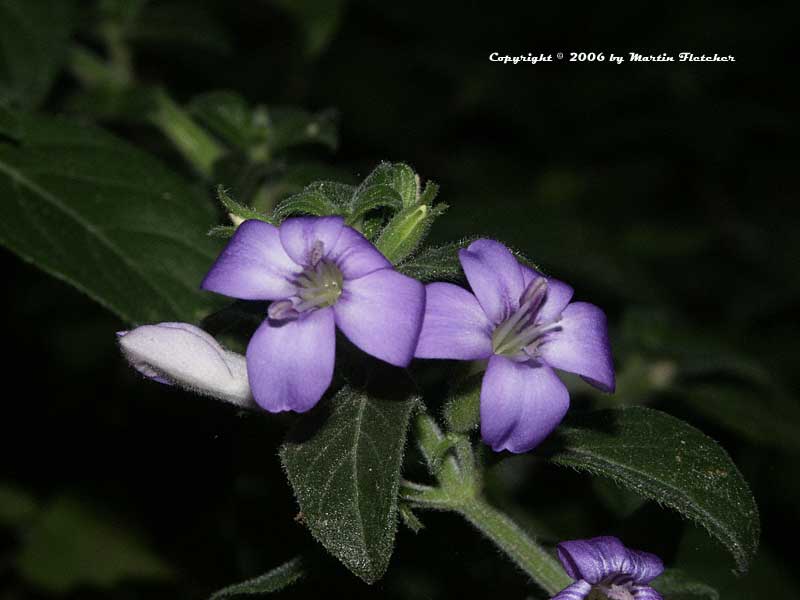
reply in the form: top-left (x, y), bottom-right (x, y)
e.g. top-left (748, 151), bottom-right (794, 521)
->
top-left (409, 413), bottom-right (570, 596)
top-left (457, 498), bottom-right (571, 595)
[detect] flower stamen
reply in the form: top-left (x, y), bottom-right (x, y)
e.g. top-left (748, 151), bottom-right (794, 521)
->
top-left (293, 258), bottom-right (343, 312)
top-left (492, 279), bottom-right (560, 358)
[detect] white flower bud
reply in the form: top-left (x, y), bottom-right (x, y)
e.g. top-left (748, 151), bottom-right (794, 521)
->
top-left (117, 322), bottom-right (256, 409)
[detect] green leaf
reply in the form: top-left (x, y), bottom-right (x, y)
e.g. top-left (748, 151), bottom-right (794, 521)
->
top-left (360, 162), bottom-right (418, 207)
top-left (396, 238), bottom-right (476, 282)
top-left (652, 569), bottom-right (719, 600)
top-left (544, 407), bottom-right (760, 573)
top-left (0, 111), bottom-right (224, 324)
top-left (208, 224), bottom-right (236, 239)
top-left (16, 495), bottom-right (172, 593)
top-left (348, 184), bottom-right (403, 223)
top-left (210, 557), bottom-right (305, 598)
top-left (216, 186), bottom-right (272, 224)
top-left (280, 386), bottom-right (418, 583)
top-left (0, 0), bottom-right (74, 107)
top-left (273, 187), bottom-right (341, 220)
top-left (398, 503), bottom-right (424, 533)
top-left (418, 180), bottom-right (440, 205)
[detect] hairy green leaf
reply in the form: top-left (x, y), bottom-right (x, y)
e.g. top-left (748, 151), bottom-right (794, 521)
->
top-left (273, 187), bottom-right (341, 220)
top-left (0, 0), bottom-right (74, 107)
top-left (0, 111), bottom-right (224, 324)
top-left (216, 186), bottom-right (272, 224)
top-left (348, 184), bottom-right (403, 222)
top-left (280, 386), bottom-right (418, 583)
top-left (396, 238), bottom-right (476, 282)
top-left (360, 162), bottom-right (418, 207)
top-left (544, 407), bottom-right (759, 573)
top-left (398, 503), bottom-right (424, 533)
top-left (210, 557), bottom-right (305, 598)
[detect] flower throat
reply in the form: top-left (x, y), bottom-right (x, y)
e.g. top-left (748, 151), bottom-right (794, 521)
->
top-left (268, 241), bottom-right (343, 321)
top-left (491, 278), bottom-right (561, 359)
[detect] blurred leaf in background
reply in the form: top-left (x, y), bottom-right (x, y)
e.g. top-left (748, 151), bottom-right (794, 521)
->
top-left (0, 0), bottom-right (75, 107)
top-left (0, 111), bottom-right (224, 324)
top-left (15, 494), bottom-right (172, 593)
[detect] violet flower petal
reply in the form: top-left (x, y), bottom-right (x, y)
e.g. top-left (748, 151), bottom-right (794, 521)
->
top-left (551, 580), bottom-right (592, 600)
top-left (414, 282), bottom-right (493, 360)
top-left (539, 302), bottom-right (615, 392)
top-left (279, 215), bottom-right (344, 266)
top-left (626, 550), bottom-right (665, 584)
top-left (632, 586), bottom-right (664, 600)
top-left (459, 239), bottom-right (525, 324)
top-left (334, 268), bottom-right (425, 367)
top-left (246, 307), bottom-right (335, 412)
top-left (118, 322), bottom-right (254, 407)
top-left (201, 220), bottom-right (300, 300)
top-left (327, 225), bottom-right (392, 280)
top-left (520, 266), bottom-right (575, 323)
top-left (557, 537), bottom-right (630, 585)
top-left (479, 356), bottom-right (570, 453)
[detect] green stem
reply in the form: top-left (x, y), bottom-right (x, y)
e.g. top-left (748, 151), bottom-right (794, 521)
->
top-left (457, 498), bottom-right (572, 595)
top-left (409, 413), bottom-right (571, 596)
top-left (149, 91), bottom-right (225, 178)
top-left (100, 23), bottom-right (134, 83)
top-left (68, 46), bottom-right (130, 89)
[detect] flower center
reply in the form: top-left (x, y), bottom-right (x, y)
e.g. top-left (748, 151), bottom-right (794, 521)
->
top-left (267, 241), bottom-right (343, 321)
top-left (587, 584), bottom-right (635, 600)
top-left (491, 278), bottom-right (561, 359)
top-left (294, 258), bottom-right (343, 310)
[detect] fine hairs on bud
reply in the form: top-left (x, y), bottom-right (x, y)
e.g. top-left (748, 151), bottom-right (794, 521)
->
top-left (117, 322), bottom-right (256, 409)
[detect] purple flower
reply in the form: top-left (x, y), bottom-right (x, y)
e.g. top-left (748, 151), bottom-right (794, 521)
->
top-left (415, 239), bottom-right (614, 453)
top-left (201, 216), bottom-right (425, 412)
top-left (553, 536), bottom-right (664, 600)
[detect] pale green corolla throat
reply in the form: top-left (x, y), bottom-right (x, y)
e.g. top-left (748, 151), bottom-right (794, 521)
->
top-left (490, 278), bottom-right (562, 359)
top-left (268, 240), bottom-right (343, 321)
top-left (295, 258), bottom-right (343, 311)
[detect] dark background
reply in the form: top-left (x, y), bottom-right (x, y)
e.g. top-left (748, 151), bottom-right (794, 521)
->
top-left (2, 1), bottom-right (798, 598)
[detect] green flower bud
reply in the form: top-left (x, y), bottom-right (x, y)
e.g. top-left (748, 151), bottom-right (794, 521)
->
top-left (376, 201), bottom-right (448, 264)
